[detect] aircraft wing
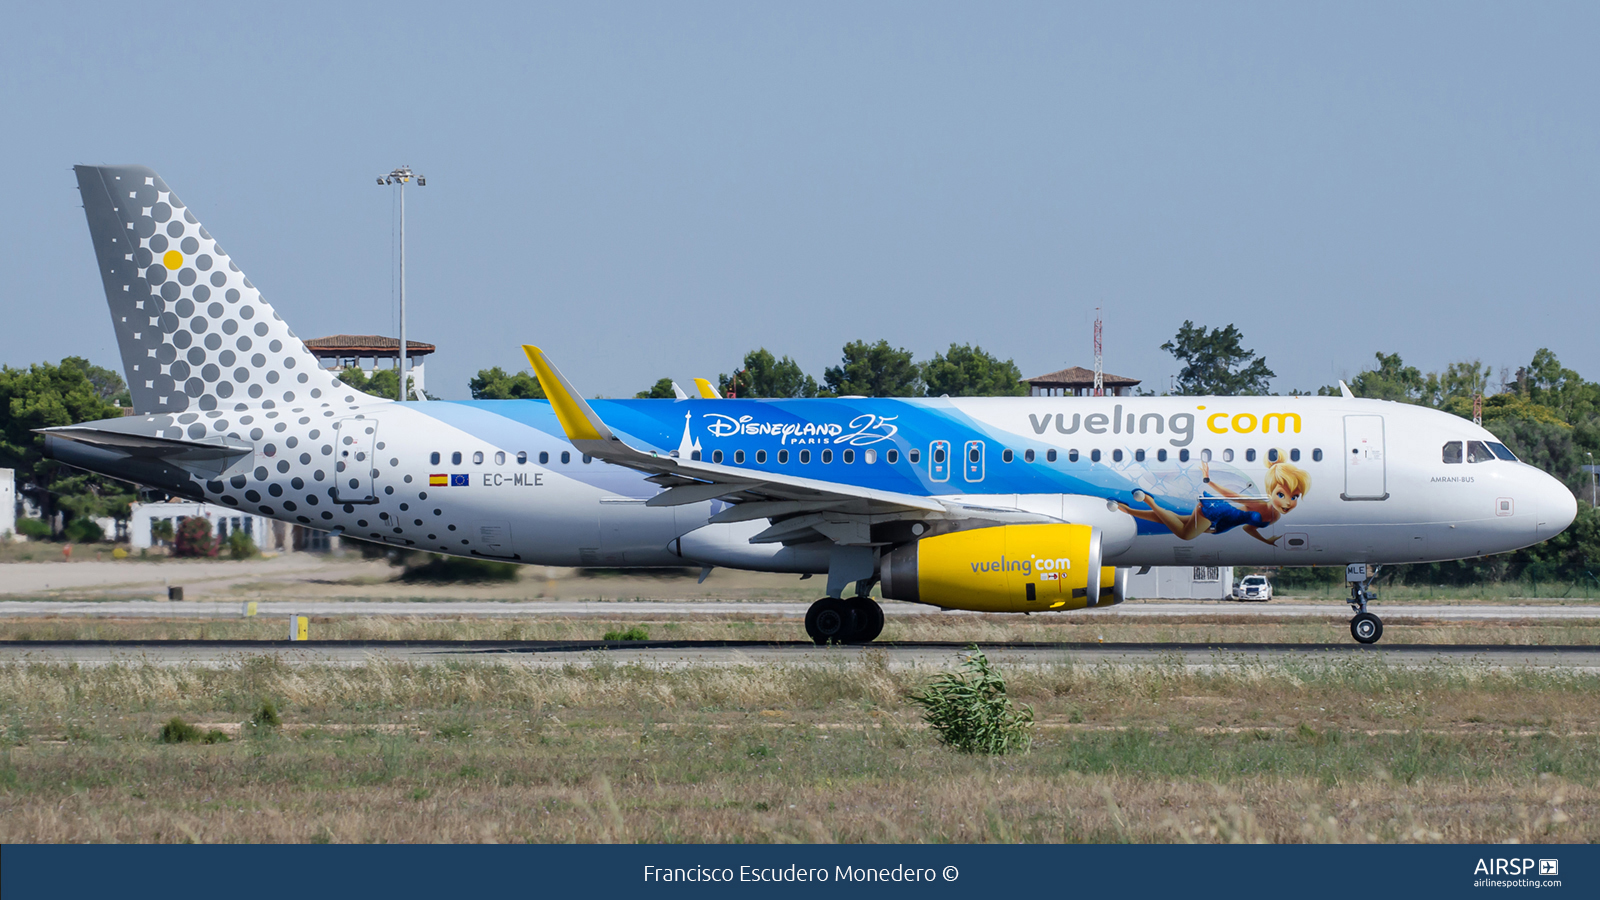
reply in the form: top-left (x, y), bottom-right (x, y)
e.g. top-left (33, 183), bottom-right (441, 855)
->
top-left (523, 346), bottom-right (1045, 543)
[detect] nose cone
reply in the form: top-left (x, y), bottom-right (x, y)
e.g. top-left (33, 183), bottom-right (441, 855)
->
top-left (1536, 473), bottom-right (1579, 541)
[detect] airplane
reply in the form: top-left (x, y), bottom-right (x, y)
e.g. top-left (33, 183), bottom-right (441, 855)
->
top-left (43, 165), bottom-right (1579, 645)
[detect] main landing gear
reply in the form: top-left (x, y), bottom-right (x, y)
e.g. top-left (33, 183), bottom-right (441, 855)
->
top-left (1348, 578), bottom-right (1383, 644)
top-left (804, 595), bottom-right (885, 645)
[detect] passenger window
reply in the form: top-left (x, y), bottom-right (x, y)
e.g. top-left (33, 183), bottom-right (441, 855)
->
top-left (1201, 449), bottom-right (1212, 462)
top-left (1222, 449), bottom-right (1233, 462)
top-left (1245, 448), bottom-right (1256, 462)
top-left (933, 447), bottom-right (946, 464)
top-left (473, 451), bottom-right (484, 465)
top-left (756, 449), bottom-right (767, 464)
top-left (1112, 449), bottom-right (1123, 462)
top-left (451, 451), bottom-right (462, 465)
top-left (1312, 448), bottom-right (1323, 462)
top-left (1268, 448), bottom-right (1280, 463)
top-left (1289, 448), bottom-right (1300, 462)
top-left (495, 451), bottom-right (506, 465)
top-left (1467, 440), bottom-right (1494, 463)
top-left (864, 449), bottom-right (876, 464)
top-left (968, 446), bottom-right (980, 463)
top-left (1068, 449), bottom-right (1079, 462)
top-left (539, 451), bottom-right (549, 465)
top-left (712, 449), bottom-right (724, 464)
top-left (1179, 449), bottom-right (1190, 462)
top-left (1046, 449), bottom-right (1057, 462)
top-left (821, 449), bottom-right (833, 464)
top-left (1002, 449), bottom-right (1014, 463)
top-left (582, 455), bottom-right (592, 464)
top-left (516, 451), bottom-right (527, 464)
top-left (734, 449), bottom-right (745, 464)
top-left (778, 449), bottom-right (789, 464)
top-left (1090, 449), bottom-right (1102, 463)
top-left (430, 451), bottom-right (440, 465)
top-left (1157, 449), bottom-right (1167, 462)
top-left (842, 449), bottom-right (854, 464)
top-left (886, 449), bottom-right (898, 464)
top-left (1024, 449), bottom-right (1035, 463)
top-left (1488, 442), bottom-right (1517, 461)
top-left (906, 449), bottom-right (918, 464)
top-left (560, 451), bottom-right (571, 464)
top-left (1135, 449), bottom-right (1145, 462)
top-left (800, 450), bottom-right (811, 464)
top-left (691, 450), bottom-right (701, 461)
top-left (1442, 441), bottom-right (1463, 464)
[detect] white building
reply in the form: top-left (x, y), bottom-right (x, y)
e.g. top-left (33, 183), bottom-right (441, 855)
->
top-left (1126, 565), bottom-right (1236, 600)
top-left (128, 501), bottom-right (339, 553)
top-left (1, 467), bottom-right (14, 539)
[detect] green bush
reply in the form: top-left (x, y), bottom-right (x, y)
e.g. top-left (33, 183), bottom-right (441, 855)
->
top-left (249, 700), bottom-right (281, 729)
top-left (149, 519), bottom-right (174, 544)
top-left (14, 518), bottom-right (51, 539)
top-left (158, 716), bottom-right (229, 744)
top-left (400, 554), bottom-right (519, 583)
top-left (227, 530), bottom-right (258, 560)
top-left (63, 517), bottom-right (105, 543)
top-left (910, 646), bottom-right (1034, 755)
top-left (603, 625), bottom-right (650, 641)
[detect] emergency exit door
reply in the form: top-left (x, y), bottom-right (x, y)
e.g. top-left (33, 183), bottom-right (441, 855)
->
top-left (333, 417), bottom-right (378, 503)
top-left (1342, 415), bottom-right (1387, 500)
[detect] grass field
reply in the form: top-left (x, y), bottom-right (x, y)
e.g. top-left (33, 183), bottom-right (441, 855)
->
top-left (0, 653), bottom-right (1593, 843)
top-left (3, 613), bottom-right (1599, 645)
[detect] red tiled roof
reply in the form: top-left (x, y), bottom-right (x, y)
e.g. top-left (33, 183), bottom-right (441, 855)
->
top-left (303, 335), bottom-right (435, 356)
top-left (1024, 365), bottom-right (1140, 387)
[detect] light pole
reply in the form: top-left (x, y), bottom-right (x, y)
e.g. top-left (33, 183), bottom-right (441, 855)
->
top-left (376, 166), bottom-right (425, 401)
top-left (1587, 452), bottom-right (1596, 507)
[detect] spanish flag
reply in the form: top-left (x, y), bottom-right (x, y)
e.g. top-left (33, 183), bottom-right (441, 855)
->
top-left (429, 473), bottom-right (448, 487)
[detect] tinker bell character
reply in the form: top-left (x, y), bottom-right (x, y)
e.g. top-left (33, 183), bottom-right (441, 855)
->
top-left (1117, 453), bottom-right (1310, 547)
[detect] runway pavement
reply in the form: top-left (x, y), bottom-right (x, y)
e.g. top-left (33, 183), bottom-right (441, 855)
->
top-left (2, 639), bottom-right (1597, 670)
top-left (1, 599), bottom-right (1597, 620)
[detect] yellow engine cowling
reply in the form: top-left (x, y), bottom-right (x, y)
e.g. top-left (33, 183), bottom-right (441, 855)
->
top-left (879, 524), bottom-right (1104, 612)
top-left (1098, 565), bottom-right (1128, 607)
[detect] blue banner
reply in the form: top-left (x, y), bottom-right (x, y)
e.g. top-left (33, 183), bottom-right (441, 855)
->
top-left (2, 844), bottom-right (1592, 898)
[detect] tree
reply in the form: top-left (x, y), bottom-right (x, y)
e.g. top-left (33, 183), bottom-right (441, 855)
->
top-left (1161, 322), bottom-right (1275, 396)
top-left (1332, 352), bottom-right (1428, 402)
top-left (921, 344), bottom-right (1028, 397)
top-left (335, 367), bottom-right (430, 401)
top-left (0, 357), bottom-right (130, 526)
top-left (822, 340), bottom-right (922, 398)
top-left (718, 349), bottom-right (820, 399)
top-left (467, 366), bottom-right (545, 400)
top-left (636, 378), bottom-right (678, 399)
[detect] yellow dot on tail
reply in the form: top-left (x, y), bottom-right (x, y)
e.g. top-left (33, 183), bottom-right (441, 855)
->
top-left (163, 250), bottom-right (183, 270)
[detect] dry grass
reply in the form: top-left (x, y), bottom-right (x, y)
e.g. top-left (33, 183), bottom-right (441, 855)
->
top-left (0, 654), bottom-right (1595, 843)
top-left (3, 613), bottom-right (1599, 645)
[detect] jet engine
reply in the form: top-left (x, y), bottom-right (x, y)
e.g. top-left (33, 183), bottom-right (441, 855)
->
top-left (879, 523), bottom-right (1105, 612)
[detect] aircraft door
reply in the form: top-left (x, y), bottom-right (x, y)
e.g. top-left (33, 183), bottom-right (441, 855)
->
top-left (929, 441), bottom-right (950, 482)
top-left (964, 440), bottom-right (985, 483)
top-left (1342, 415), bottom-right (1387, 500)
top-left (333, 417), bottom-right (378, 503)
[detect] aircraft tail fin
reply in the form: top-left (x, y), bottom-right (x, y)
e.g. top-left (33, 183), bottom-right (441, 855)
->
top-left (74, 164), bottom-right (366, 414)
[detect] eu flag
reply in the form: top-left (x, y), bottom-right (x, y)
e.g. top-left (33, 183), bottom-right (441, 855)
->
top-left (450, 474), bottom-right (469, 487)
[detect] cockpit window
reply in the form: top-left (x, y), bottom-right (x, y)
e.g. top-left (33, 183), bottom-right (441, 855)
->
top-left (1442, 441), bottom-right (1462, 464)
top-left (1466, 440), bottom-right (1495, 463)
top-left (1487, 442), bottom-right (1518, 461)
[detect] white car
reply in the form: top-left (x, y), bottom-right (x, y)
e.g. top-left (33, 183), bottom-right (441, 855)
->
top-left (1233, 574), bottom-right (1273, 602)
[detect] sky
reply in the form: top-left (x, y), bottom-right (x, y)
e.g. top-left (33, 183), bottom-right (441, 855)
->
top-left (2, 2), bottom-right (1596, 400)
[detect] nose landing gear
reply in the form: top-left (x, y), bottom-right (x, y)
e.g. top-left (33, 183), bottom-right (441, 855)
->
top-left (1348, 575), bottom-right (1383, 644)
top-left (804, 595), bottom-right (884, 645)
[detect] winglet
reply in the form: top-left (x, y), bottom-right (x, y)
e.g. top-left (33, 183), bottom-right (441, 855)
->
top-left (1338, 379), bottom-right (1355, 399)
top-left (693, 378), bottom-right (720, 399)
top-left (522, 346), bottom-right (614, 444)
top-left (670, 381), bottom-right (690, 400)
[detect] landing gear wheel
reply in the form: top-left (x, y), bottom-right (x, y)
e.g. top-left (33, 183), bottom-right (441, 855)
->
top-left (847, 597), bottom-right (884, 643)
top-left (805, 598), bottom-right (850, 645)
top-left (1350, 612), bottom-right (1383, 644)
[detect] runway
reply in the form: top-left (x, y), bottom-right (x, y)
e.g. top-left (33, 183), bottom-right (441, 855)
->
top-left (2, 599), bottom-right (1598, 619)
top-left (2, 639), bottom-right (1597, 670)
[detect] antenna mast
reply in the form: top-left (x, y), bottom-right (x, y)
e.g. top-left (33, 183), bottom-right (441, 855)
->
top-left (1092, 308), bottom-right (1104, 397)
